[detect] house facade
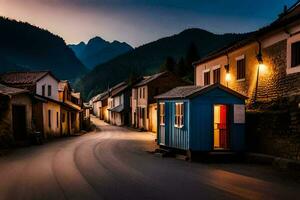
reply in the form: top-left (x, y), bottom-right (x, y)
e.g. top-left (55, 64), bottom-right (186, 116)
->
top-left (193, 3), bottom-right (300, 160)
top-left (0, 84), bottom-right (32, 146)
top-left (194, 3), bottom-right (300, 105)
top-left (131, 71), bottom-right (188, 133)
top-left (0, 71), bottom-right (85, 140)
top-left (108, 82), bottom-right (130, 126)
top-left (58, 81), bottom-right (83, 135)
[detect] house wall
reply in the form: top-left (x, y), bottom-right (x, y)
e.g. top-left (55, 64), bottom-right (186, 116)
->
top-left (148, 103), bottom-right (157, 133)
top-left (10, 94), bottom-right (33, 136)
top-left (60, 108), bottom-right (69, 136)
top-left (189, 89), bottom-right (245, 152)
top-left (158, 100), bottom-right (190, 150)
top-left (0, 93), bottom-right (32, 146)
top-left (36, 75), bottom-right (59, 101)
top-left (93, 101), bottom-right (101, 117)
top-left (43, 102), bottom-right (61, 138)
top-left (195, 43), bottom-right (259, 104)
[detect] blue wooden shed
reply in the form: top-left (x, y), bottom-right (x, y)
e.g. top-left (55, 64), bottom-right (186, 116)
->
top-left (155, 84), bottom-right (247, 153)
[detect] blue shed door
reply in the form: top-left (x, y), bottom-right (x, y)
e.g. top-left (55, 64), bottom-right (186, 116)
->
top-left (213, 105), bottom-right (229, 150)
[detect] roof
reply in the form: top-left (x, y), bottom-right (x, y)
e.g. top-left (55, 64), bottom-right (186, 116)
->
top-left (34, 94), bottom-right (81, 111)
top-left (155, 84), bottom-right (248, 100)
top-left (0, 84), bottom-right (29, 96)
top-left (111, 83), bottom-right (129, 97)
top-left (107, 104), bottom-right (124, 113)
top-left (193, 2), bottom-right (300, 66)
top-left (134, 71), bottom-right (168, 87)
top-left (0, 71), bottom-right (59, 85)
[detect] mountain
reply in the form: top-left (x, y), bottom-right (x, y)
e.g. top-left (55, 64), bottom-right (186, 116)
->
top-left (78, 28), bottom-right (249, 99)
top-left (0, 17), bottom-right (87, 81)
top-left (69, 37), bottom-right (133, 69)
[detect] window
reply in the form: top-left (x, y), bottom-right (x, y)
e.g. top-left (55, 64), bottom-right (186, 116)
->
top-left (175, 103), bottom-right (184, 128)
top-left (236, 57), bottom-right (246, 80)
top-left (42, 85), bottom-right (45, 96)
top-left (159, 103), bottom-right (165, 125)
top-left (213, 68), bottom-right (221, 83)
top-left (204, 71), bottom-right (210, 86)
top-left (56, 112), bottom-right (59, 128)
top-left (291, 41), bottom-right (300, 68)
top-left (139, 88), bottom-right (142, 99)
top-left (142, 88), bottom-right (145, 99)
top-left (48, 85), bottom-right (52, 96)
top-left (48, 110), bottom-right (51, 128)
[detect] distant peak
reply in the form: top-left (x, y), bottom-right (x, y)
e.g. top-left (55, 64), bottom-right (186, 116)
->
top-left (88, 36), bottom-right (107, 44)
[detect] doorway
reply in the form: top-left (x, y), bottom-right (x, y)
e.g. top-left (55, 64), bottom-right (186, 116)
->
top-left (213, 105), bottom-right (229, 150)
top-left (12, 105), bottom-right (27, 140)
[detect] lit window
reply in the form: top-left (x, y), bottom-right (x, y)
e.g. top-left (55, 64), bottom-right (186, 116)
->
top-left (159, 103), bottom-right (165, 125)
top-left (175, 103), bottom-right (184, 128)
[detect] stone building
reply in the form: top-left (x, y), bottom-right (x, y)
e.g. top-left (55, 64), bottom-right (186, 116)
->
top-left (193, 2), bottom-right (300, 160)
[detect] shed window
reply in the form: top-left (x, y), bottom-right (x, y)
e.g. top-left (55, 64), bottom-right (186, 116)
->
top-left (213, 68), bottom-right (221, 83)
top-left (237, 58), bottom-right (246, 80)
top-left (159, 103), bottom-right (165, 125)
top-left (204, 71), bottom-right (210, 86)
top-left (142, 87), bottom-right (145, 99)
top-left (175, 103), bottom-right (184, 128)
top-left (291, 41), bottom-right (300, 68)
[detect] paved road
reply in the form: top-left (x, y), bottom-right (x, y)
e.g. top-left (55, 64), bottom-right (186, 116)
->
top-left (0, 116), bottom-right (299, 200)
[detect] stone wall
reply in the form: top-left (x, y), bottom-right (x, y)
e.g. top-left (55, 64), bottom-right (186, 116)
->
top-left (246, 96), bottom-right (300, 160)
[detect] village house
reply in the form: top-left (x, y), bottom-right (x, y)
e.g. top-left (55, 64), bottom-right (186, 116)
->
top-left (131, 71), bottom-right (188, 133)
top-left (0, 71), bottom-right (85, 139)
top-left (0, 84), bottom-right (32, 146)
top-left (58, 81), bottom-right (83, 135)
top-left (155, 84), bottom-right (247, 157)
top-left (193, 2), bottom-right (300, 160)
top-left (107, 81), bottom-right (130, 126)
top-left (99, 92), bottom-right (109, 122)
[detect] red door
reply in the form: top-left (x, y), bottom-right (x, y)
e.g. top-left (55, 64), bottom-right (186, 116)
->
top-left (219, 105), bottom-right (229, 149)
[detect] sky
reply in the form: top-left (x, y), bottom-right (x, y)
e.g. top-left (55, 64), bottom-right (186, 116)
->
top-left (0, 0), bottom-right (297, 47)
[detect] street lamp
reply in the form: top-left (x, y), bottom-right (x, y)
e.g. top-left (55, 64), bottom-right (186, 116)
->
top-left (224, 64), bottom-right (230, 87)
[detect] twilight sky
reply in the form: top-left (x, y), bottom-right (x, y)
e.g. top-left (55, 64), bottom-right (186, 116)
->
top-left (0, 0), bottom-right (297, 47)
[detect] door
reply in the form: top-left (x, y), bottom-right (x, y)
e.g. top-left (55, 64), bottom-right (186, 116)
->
top-left (213, 105), bottom-right (229, 150)
top-left (12, 105), bottom-right (27, 140)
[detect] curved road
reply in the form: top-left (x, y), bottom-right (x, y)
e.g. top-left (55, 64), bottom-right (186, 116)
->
top-left (0, 116), bottom-right (299, 200)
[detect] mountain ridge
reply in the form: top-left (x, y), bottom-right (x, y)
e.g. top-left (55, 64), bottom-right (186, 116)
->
top-left (78, 28), bottom-right (250, 99)
top-left (69, 37), bottom-right (133, 69)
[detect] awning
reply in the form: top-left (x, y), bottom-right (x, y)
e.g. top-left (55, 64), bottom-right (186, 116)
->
top-left (108, 105), bottom-right (124, 113)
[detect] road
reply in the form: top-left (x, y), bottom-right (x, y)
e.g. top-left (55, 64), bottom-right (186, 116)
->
top-left (0, 116), bottom-right (299, 200)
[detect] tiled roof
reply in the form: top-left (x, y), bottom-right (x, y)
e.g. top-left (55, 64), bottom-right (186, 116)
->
top-left (0, 84), bottom-right (28, 96)
top-left (155, 84), bottom-right (247, 100)
top-left (0, 71), bottom-right (50, 85)
top-left (134, 71), bottom-right (168, 87)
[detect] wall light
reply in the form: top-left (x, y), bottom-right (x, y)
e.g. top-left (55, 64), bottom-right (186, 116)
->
top-left (225, 73), bottom-right (231, 82)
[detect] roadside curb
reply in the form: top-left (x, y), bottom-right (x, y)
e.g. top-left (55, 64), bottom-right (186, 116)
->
top-left (246, 153), bottom-right (300, 171)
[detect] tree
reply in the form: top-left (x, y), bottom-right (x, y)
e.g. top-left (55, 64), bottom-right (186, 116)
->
top-left (175, 57), bottom-right (186, 77)
top-left (160, 56), bottom-right (176, 72)
top-left (185, 42), bottom-right (199, 73)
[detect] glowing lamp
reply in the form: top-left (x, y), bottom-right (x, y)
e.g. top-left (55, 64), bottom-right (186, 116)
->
top-left (225, 73), bottom-right (231, 81)
top-left (259, 63), bottom-right (266, 74)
